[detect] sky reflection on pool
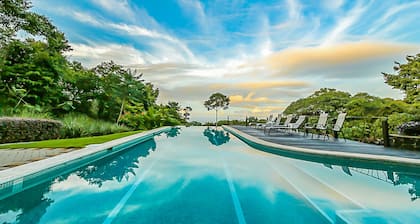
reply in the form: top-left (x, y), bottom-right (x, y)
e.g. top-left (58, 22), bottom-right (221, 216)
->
top-left (0, 127), bottom-right (419, 224)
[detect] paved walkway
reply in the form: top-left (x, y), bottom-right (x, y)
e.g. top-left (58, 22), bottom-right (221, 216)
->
top-left (0, 148), bottom-right (79, 170)
top-left (231, 126), bottom-right (420, 160)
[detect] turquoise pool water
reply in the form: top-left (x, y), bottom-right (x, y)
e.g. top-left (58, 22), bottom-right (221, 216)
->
top-left (1, 127), bottom-right (420, 223)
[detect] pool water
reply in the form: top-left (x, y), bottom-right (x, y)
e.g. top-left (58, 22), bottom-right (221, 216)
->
top-left (1, 127), bottom-right (420, 223)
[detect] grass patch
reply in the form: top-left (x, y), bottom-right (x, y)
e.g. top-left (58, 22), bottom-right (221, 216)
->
top-left (0, 130), bottom-right (142, 149)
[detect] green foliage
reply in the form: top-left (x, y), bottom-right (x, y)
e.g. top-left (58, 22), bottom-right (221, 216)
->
top-left (0, 0), bottom-right (70, 51)
top-left (0, 107), bottom-right (52, 119)
top-left (188, 121), bottom-right (202, 126)
top-left (60, 113), bottom-right (130, 138)
top-left (284, 87), bottom-right (419, 142)
top-left (0, 117), bottom-right (62, 143)
top-left (284, 88), bottom-right (350, 115)
top-left (247, 116), bottom-right (259, 123)
top-left (204, 93), bottom-right (230, 111)
top-left (216, 119), bottom-right (246, 126)
top-left (0, 40), bottom-right (68, 110)
top-left (92, 61), bottom-right (159, 122)
top-left (62, 61), bottom-right (99, 115)
top-left (383, 54), bottom-right (420, 103)
top-left (120, 106), bottom-right (181, 130)
top-left (0, 1), bottom-right (186, 140)
top-left (204, 92), bottom-right (230, 125)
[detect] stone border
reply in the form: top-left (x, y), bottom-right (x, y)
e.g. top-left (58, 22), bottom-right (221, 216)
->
top-left (223, 125), bottom-right (420, 167)
top-left (0, 126), bottom-right (171, 200)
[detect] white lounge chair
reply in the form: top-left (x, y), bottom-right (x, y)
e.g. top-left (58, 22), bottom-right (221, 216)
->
top-left (266, 115), bottom-right (306, 135)
top-left (304, 113), bottom-right (328, 138)
top-left (264, 114), bottom-right (293, 133)
top-left (256, 114), bottom-right (276, 129)
top-left (261, 114), bottom-right (283, 130)
top-left (330, 113), bottom-right (347, 140)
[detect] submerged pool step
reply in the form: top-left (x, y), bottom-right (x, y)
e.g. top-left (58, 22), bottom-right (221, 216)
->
top-left (265, 157), bottom-right (363, 224)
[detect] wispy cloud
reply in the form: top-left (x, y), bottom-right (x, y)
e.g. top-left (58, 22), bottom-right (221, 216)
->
top-left (230, 92), bottom-right (283, 104)
top-left (367, 1), bottom-right (420, 36)
top-left (65, 43), bottom-right (149, 67)
top-left (321, 0), bottom-right (344, 11)
top-left (68, 10), bottom-right (197, 64)
top-left (177, 0), bottom-right (208, 29)
top-left (90, 0), bottom-right (135, 20)
top-left (211, 81), bottom-right (309, 90)
top-left (321, 1), bottom-right (368, 45)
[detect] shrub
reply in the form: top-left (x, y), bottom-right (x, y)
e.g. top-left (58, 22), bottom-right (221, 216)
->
top-left (0, 117), bottom-right (62, 143)
top-left (60, 113), bottom-right (131, 138)
top-left (120, 107), bottom-right (181, 130)
top-left (397, 121), bottom-right (420, 136)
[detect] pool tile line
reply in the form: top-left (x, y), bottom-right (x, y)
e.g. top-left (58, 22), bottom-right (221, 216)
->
top-left (264, 158), bottom-right (334, 224)
top-left (222, 158), bottom-right (247, 224)
top-left (102, 153), bottom-right (160, 224)
top-left (291, 164), bottom-right (366, 209)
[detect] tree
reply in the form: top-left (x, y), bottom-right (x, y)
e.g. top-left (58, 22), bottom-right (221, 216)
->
top-left (382, 54), bottom-right (420, 103)
top-left (204, 93), bottom-right (230, 126)
top-left (0, 40), bottom-right (69, 111)
top-left (0, 0), bottom-right (70, 51)
top-left (62, 61), bottom-right (99, 115)
top-left (182, 106), bottom-right (192, 121)
top-left (92, 61), bottom-right (156, 123)
top-left (283, 88), bottom-right (350, 115)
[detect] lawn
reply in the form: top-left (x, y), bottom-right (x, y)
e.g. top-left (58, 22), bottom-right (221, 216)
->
top-left (0, 131), bottom-right (142, 149)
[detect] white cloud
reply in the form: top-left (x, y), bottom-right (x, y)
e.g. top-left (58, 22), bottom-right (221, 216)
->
top-left (69, 11), bottom-right (197, 64)
top-left (321, 1), bottom-right (367, 46)
top-left (91, 0), bottom-right (135, 20)
top-left (65, 43), bottom-right (149, 67)
top-left (178, 0), bottom-right (208, 29)
top-left (322, 0), bottom-right (344, 11)
top-left (367, 1), bottom-right (420, 35)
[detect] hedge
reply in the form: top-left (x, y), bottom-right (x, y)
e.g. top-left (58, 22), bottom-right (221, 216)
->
top-left (0, 117), bottom-right (62, 144)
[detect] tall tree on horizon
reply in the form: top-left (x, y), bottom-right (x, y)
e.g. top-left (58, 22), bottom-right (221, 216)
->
top-left (382, 53), bottom-right (420, 104)
top-left (204, 93), bottom-right (230, 127)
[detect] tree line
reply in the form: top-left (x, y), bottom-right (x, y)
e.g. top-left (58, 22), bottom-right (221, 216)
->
top-left (0, 0), bottom-right (190, 132)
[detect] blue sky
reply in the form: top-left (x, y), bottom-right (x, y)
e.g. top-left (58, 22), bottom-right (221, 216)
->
top-left (32, 0), bottom-right (420, 122)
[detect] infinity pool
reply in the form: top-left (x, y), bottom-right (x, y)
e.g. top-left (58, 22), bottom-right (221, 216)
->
top-left (1, 127), bottom-right (419, 223)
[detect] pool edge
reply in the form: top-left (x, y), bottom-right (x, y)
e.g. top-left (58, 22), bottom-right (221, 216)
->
top-left (0, 126), bottom-right (171, 199)
top-left (223, 125), bottom-right (420, 168)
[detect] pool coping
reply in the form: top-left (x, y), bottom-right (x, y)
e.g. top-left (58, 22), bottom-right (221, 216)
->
top-left (223, 125), bottom-right (420, 167)
top-left (0, 126), bottom-right (171, 197)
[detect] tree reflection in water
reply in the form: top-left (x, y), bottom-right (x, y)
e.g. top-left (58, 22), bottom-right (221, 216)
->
top-left (76, 138), bottom-right (157, 187)
top-left (326, 164), bottom-right (420, 201)
top-left (0, 181), bottom-right (53, 224)
top-left (394, 173), bottom-right (420, 201)
top-left (165, 127), bottom-right (181, 138)
top-left (203, 127), bottom-right (230, 146)
top-left (0, 138), bottom-right (158, 223)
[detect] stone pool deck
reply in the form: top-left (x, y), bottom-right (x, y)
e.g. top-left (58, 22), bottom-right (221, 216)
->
top-left (226, 125), bottom-right (420, 160)
top-left (0, 148), bottom-right (79, 170)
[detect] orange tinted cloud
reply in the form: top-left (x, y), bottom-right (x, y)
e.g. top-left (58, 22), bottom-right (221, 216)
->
top-left (229, 92), bottom-right (283, 104)
top-left (211, 81), bottom-right (309, 90)
top-left (262, 41), bottom-right (417, 72)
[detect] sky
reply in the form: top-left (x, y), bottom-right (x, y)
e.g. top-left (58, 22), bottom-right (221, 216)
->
top-left (31, 0), bottom-right (420, 122)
